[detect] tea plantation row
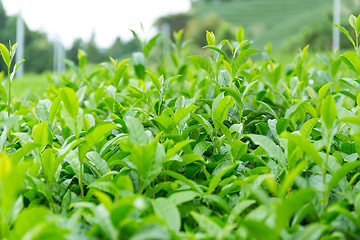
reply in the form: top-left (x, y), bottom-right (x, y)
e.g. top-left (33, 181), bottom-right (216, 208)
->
top-left (1, 17), bottom-right (360, 239)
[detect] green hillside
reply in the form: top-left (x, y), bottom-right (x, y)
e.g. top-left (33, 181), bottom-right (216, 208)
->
top-left (192, 0), bottom-right (352, 49)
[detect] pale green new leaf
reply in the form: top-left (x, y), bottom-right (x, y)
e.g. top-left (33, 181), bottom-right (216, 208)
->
top-left (60, 87), bottom-right (79, 119)
top-left (320, 95), bottom-right (336, 130)
top-left (0, 43), bottom-right (10, 66)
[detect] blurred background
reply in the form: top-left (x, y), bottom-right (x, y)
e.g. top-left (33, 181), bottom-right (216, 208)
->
top-left (0, 0), bottom-right (360, 74)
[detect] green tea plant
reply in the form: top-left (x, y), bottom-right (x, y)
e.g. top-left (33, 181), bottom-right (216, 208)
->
top-left (0, 42), bottom-right (24, 117)
top-left (1, 15), bottom-right (360, 239)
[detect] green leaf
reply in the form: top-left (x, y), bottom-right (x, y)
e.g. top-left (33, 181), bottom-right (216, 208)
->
top-left (340, 51), bottom-right (360, 75)
top-left (0, 83), bottom-right (7, 102)
top-left (10, 59), bottom-right (25, 82)
top-left (191, 113), bottom-right (214, 141)
top-left (279, 161), bottom-right (308, 197)
top-left (220, 87), bottom-right (241, 107)
top-left (12, 142), bottom-right (39, 164)
top-left (276, 118), bottom-right (289, 135)
top-left (152, 198), bottom-right (181, 232)
top-left (203, 194), bottom-right (230, 212)
top-left (162, 170), bottom-right (203, 194)
top-left (187, 55), bottom-right (215, 79)
top-left (213, 95), bottom-right (234, 132)
top-left (227, 200), bottom-right (256, 224)
top-left (218, 70), bottom-right (232, 87)
top-left (174, 105), bottom-right (198, 126)
top-left (190, 211), bottom-right (221, 237)
top-left (49, 96), bottom-right (61, 128)
top-left (284, 100), bottom-right (309, 119)
top-left (79, 122), bottom-right (117, 163)
top-left (349, 15), bottom-right (357, 32)
top-left (281, 132), bottom-right (323, 168)
top-left (320, 95), bottom-right (336, 130)
top-left (42, 148), bottom-right (62, 183)
top-left (168, 190), bottom-right (200, 205)
top-left (0, 43), bottom-right (10, 66)
top-left (165, 139), bottom-right (194, 162)
top-left (206, 30), bottom-right (216, 45)
top-left (327, 161), bottom-right (360, 196)
top-left (258, 101), bottom-right (279, 120)
top-left (125, 116), bottom-right (148, 145)
top-left (144, 33), bottom-right (160, 57)
top-left (203, 45), bottom-right (230, 63)
top-left (0, 115), bottom-right (22, 149)
top-left (356, 14), bottom-right (360, 34)
top-left (145, 70), bottom-right (161, 92)
top-left (248, 134), bottom-right (287, 168)
top-left (334, 24), bottom-right (356, 48)
top-left (276, 189), bottom-right (316, 231)
top-left (295, 223), bottom-right (327, 240)
top-left (242, 220), bottom-right (277, 240)
top-left (232, 48), bottom-right (260, 75)
top-left (236, 27), bottom-right (244, 43)
top-left (338, 116), bottom-right (360, 125)
top-left (60, 87), bottom-right (79, 119)
top-left (300, 118), bottom-right (319, 138)
top-left (130, 143), bottom-right (165, 191)
top-left (32, 122), bottom-right (49, 149)
top-left (208, 163), bottom-right (238, 194)
top-left (78, 49), bottom-right (87, 68)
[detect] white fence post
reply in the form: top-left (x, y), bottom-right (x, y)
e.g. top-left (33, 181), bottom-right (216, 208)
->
top-left (16, 3), bottom-right (24, 77)
top-left (332, 0), bottom-right (341, 52)
top-left (54, 36), bottom-right (65, 72)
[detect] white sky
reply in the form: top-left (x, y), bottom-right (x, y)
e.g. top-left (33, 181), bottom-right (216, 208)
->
top-left (1, 0), bottom-right (192, 48)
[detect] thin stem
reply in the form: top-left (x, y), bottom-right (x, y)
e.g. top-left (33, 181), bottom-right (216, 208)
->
top-left (7, 66), bottom-right (10, 117)
top-left (322, 131), bottom-right (332, 209)
top-left (79, 162), bottom-right (84, 199)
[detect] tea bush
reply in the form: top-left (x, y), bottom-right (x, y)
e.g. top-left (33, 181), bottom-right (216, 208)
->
top-left (1, 15), bottom-right (360, 240)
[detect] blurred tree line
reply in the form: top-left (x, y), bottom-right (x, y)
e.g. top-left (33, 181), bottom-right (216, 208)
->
top-left (0, 2), bottom-right (140, 74)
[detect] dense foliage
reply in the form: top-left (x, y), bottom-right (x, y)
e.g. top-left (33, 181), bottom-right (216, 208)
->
top-left (2, 15), bottom-right (360, 240)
